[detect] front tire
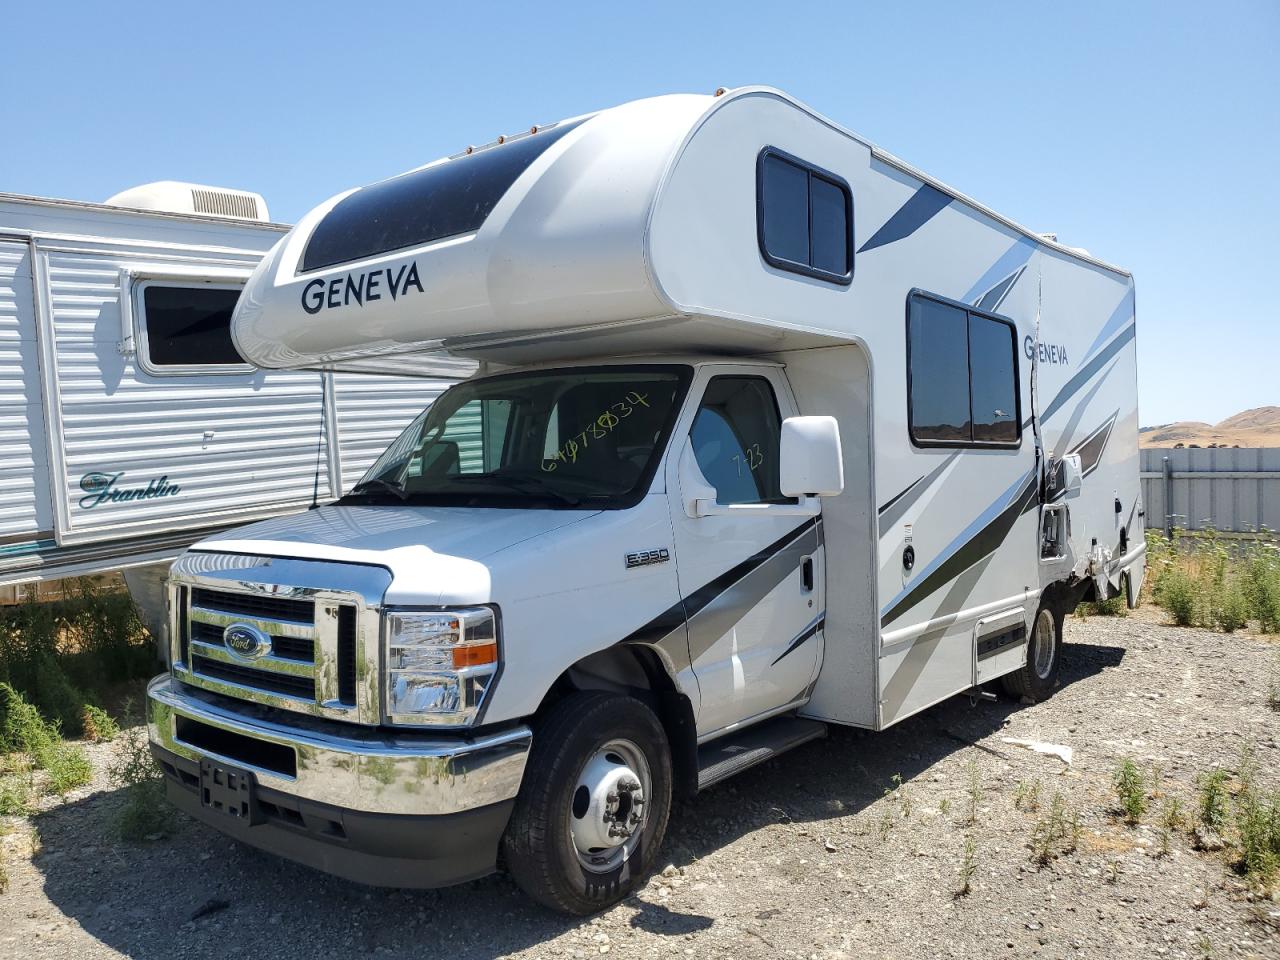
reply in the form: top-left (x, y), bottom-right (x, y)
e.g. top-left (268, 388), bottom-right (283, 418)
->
top-left (1002, 603), bottom-right (1063, 702)
top-left (502, 692), bottom-right (672, 914)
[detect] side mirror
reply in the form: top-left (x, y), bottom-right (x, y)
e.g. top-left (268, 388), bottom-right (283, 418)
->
top-left (780, 416), bottom-right (844, 498)
top-left (1061, 454), bottom-right (1083, 497)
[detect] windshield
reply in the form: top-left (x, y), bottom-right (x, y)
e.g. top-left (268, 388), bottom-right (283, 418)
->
top-left (344, 365), bottom-right (692, 509)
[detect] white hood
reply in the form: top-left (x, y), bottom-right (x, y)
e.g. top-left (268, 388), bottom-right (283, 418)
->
top-left (194, 504), bottom-right (599, 605)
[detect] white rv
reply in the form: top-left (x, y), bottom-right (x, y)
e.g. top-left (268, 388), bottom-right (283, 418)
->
top-left (146, 88), bottom-right (1143, 913)
top-left (0, 186), bottom-right (462, 624)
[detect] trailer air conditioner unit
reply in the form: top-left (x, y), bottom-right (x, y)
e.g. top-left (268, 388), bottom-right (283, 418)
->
top-left (104, 181), bottom-right (270, 222)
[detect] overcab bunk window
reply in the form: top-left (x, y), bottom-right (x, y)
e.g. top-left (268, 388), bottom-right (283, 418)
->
top-left (757, 148), bottom-right (853, 285)
top-left (907, 291), bottom-right (1020, 448)
top-left (135, 282), bottom-right (250, 375)
top-left (301, 118), bottom-right (587, 273)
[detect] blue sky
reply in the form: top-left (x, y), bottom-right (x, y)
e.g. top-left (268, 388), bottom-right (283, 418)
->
top-left (3, 1), bottom-right (1276, 426)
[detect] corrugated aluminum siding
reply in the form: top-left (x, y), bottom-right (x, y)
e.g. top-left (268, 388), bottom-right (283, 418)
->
top-left (1141, 447), bottom-right (1280, 535)
top-left (331, 373), bottom-right (454, 493)
top-left (440, 400), bottom-right (485, 472)
top-left (0, 240), bottom-right (51, 542)
top-left (44, 249), bottom-right (329, 544)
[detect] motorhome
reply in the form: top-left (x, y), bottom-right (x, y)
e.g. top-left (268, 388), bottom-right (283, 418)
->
top-left (0, 187), bottom-right (463, 628)
top-left (145, 88), bottom-right (1143, 914)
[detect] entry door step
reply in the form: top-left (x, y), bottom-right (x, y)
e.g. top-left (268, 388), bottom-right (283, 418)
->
top-left (696, 715), bottom-right (827, 791)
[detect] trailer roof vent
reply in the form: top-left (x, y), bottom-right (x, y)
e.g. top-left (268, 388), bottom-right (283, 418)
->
top-left (104, 181), bottom-right (270, 222)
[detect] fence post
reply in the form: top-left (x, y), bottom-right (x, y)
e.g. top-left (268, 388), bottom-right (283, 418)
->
top-left (1162, 455), bottom-right (1174, 539)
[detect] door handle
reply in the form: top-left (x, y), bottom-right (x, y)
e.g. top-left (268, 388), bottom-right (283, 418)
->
top-left (801, 556), bottom-right (814, 593)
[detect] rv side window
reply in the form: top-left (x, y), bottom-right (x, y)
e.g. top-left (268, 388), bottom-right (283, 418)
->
top-left (907, 291), bottom-right (1020, 447)
top-left (691, 377), bottom-right (789, 505)
top-left (136, 282), bottom-right (250, 375)
top-left (757, 148), bottom-right (853, 285)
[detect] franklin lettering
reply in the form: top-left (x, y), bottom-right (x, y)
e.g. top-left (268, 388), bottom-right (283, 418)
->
top-left (78, 471), bottom-right (181, 509)
top-left (301, 261), bottom-right (424, 315)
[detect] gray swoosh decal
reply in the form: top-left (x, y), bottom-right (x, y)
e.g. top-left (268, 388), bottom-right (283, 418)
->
top-left (622, 519), bottom-right (820, 671)
top-left (880, 554), bottom-right (993, 720)
top-left (1041, 323), bottom-right (1135, 422)
top-left (962, 238), bottom-right (1036, 304)
top-left (686, 524), bottom-right (820, 662)
top-left (1051, 362), bottom-right (1114, 460)
top-left (879, 452), bottom-right (960, 535)
top-left (771, 613), bottom-right (825, 666)
top-left (974, 265), bottom-right (1026, 313)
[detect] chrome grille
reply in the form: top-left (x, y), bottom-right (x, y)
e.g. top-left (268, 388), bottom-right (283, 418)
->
top-left (189, 619), bottom-right (314, 663)
top-left (186, 587), bottom-right (320, 704)
top-left (190, 587), bottom-right (313, 624)
top-left (168, 553), bottom-right (390, 726)
top-left (189, 654), bottom-right (318, 699)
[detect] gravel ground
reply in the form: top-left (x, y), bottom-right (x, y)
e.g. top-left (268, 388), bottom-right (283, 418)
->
top-left (3, 608), bottom-right (1279, 960)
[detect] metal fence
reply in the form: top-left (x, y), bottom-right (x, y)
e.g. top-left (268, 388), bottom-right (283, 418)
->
top-left (1140, 448), bottom-right (1280, 537)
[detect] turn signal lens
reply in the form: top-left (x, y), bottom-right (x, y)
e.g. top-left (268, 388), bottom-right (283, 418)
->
top-left (452, 642), bottom-right (498, 668)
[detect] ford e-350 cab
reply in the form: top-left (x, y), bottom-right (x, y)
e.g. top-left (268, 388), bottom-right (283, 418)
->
top-left (149, 88), bottom-right (1142, 914)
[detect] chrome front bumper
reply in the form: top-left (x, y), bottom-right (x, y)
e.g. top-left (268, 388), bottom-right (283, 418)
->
top-left (147, 675), bottom-right (531, 816)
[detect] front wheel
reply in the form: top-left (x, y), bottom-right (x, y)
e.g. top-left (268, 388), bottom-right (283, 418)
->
top-left (502, 692), bottom-right (672, 914)
top-left (1002, 603), bottom-right (1063, 702)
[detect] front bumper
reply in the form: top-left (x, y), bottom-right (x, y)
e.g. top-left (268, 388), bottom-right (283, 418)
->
top-left (147, 675), bottom-right (532, 887)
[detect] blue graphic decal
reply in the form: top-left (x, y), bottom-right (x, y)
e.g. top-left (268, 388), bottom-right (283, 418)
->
top-left (962, 237), bottom-right (1036, 305)
top-left (1077, 289), bottom-right (1135, 368)
top-left (858, 183), bottom-right (952, 253)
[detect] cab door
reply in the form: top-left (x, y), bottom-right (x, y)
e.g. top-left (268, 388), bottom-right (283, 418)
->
top-left (665, 366), bottom-right (824, 737)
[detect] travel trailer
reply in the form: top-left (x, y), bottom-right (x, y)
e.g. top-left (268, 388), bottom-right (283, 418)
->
top-left (0, 187), bottom-right (463, 627)
top-left (146, 87), bottom-right (1142, 913)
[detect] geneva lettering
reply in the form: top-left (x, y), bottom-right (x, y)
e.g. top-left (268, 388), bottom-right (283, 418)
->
top-left (1023, 335), bottom-right (1069, 366)
top-left (78, 471), bottom-right (181, 509)
top-left (300, 261), bottom-right (424, 315)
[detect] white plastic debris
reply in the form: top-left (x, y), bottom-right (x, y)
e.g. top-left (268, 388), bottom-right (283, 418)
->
top-left (1000, 737), bottom-right (1073, 766)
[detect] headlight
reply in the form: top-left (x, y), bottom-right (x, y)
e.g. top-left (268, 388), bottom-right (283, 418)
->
top-left (384, 607), bottom-right (498, 725)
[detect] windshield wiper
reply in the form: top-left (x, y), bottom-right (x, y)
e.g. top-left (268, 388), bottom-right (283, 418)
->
top-left (451, 473), bottom-right (583, 507)
top-left (345, 477), bottom-right (410, 501)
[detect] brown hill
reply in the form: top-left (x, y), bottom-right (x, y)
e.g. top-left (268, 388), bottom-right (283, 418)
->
top-left (1140, 406), bottom-right (1280, 448)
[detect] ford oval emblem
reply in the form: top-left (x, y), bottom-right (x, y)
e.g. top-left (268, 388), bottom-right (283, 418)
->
top-left (223, 623), bottom-right (272, 661)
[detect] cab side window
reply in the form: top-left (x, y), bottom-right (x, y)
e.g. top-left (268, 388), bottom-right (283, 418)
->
top-left (690, 377), bottom-right (788, 505)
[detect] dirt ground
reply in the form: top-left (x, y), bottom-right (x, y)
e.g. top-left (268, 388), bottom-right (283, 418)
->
top-left (3, 608), bottom-right (1279, 960)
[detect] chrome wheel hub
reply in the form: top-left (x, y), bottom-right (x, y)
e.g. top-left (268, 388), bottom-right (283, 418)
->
top-left (569, 739), bottom-right (651, 873)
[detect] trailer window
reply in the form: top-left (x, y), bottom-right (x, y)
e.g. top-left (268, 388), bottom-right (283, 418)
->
top-left (690, 377), bottom-right (790, 505)
top-left (907, 291), bottom-right (1020, 447)
top-left (136, 282), bottom-right (250, 374)
top-left (757, 148), bottom-right (853, 285)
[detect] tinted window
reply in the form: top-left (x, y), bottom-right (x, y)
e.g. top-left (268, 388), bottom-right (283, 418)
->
top-left (757, 148), bottom-right (852, 284)
top-left (301, 118), bottom-right (586, 273)
top-left (908, 297), bottom-right (971, 443)
top-left (908, 292), bottom-right (1020, 447)
top-left (691, 377), bottom-right (787, 505)
top-left (760, 154), bottom-right (809, 265)
top-left (141, 285), bottom-right (245, 368)
top-left (968, 315), bottom-right (1019, 443)
top-left (810, 176), bottom-right (849, 275)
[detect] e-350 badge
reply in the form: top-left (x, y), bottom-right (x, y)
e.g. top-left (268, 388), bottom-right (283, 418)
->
top-left (625, 548), bottom-right (670, 569)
